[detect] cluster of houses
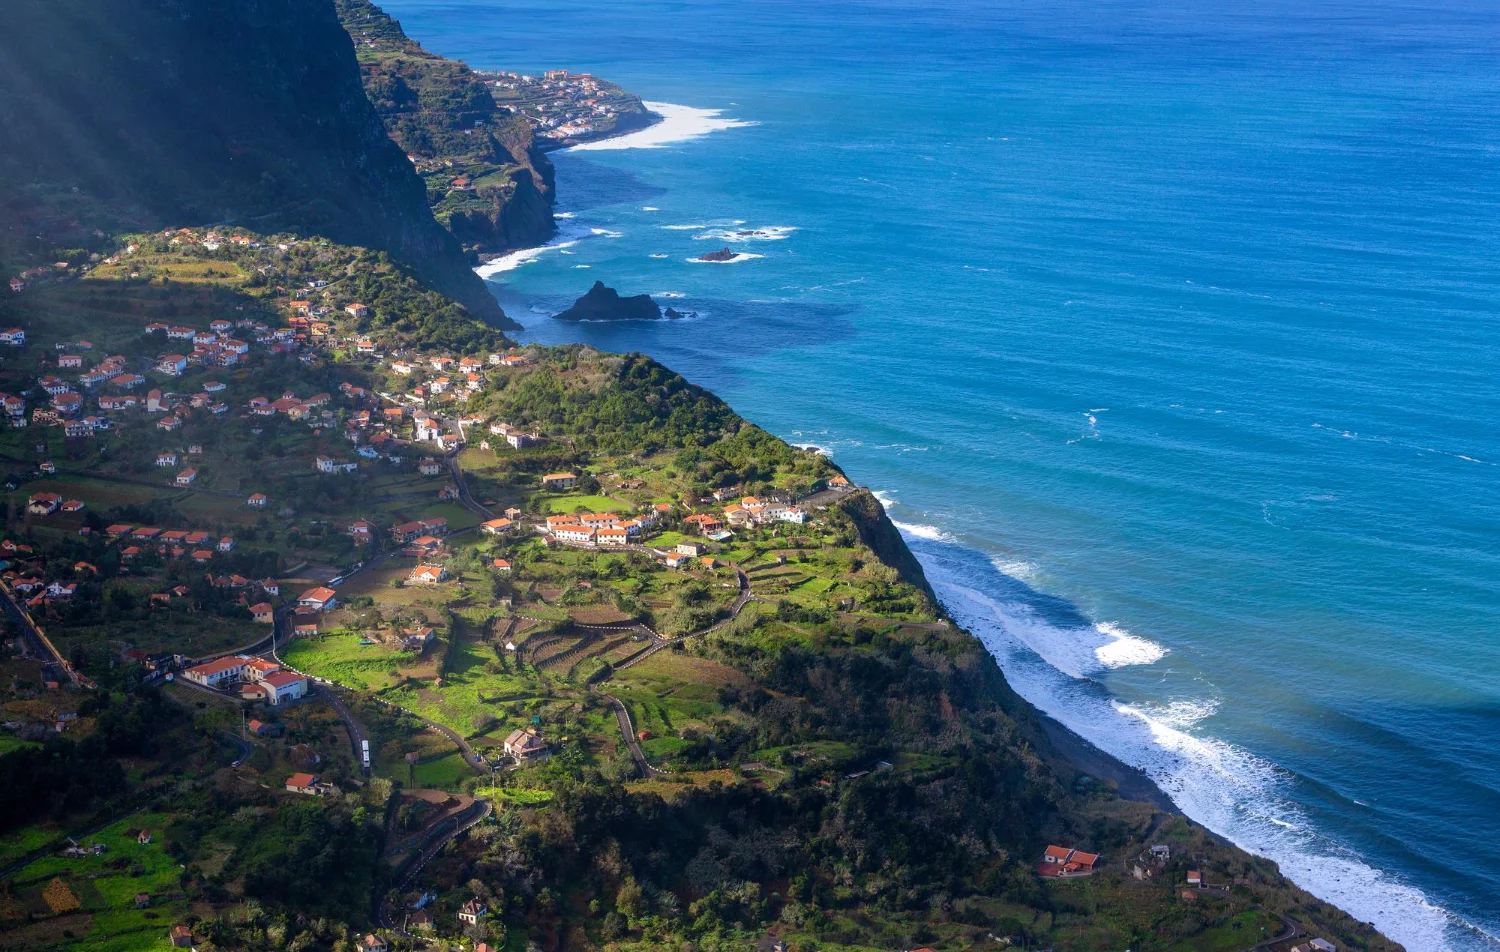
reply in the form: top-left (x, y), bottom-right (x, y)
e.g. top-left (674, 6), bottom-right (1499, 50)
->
top-left (101, 523), bottom-right (238, 564)
top-left (25, 491), bottom-right (84, 517)
top-left (480, 68), bottom-right (640, 142)
top-left (7, 261), bottom-right (74, 294)
top-left (2, 563), bottom-right (84, 610)
top-left (721, 495), bottom-right (808, 529)
top-left (540, 504), bottom-right (665, 548)
top-left (0, 314), bottom-right (300, 437)
top-left (181, 653), bottom-right (308, 706)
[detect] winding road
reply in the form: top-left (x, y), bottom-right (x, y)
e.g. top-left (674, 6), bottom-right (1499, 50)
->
top-left (377, 797), bottom-right (493, 930)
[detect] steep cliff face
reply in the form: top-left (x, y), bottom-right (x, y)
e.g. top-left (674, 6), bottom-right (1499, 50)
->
top-left (0, 0), bottom-right (516, 329)
top-left (336, 0), bottom-right (558, 255)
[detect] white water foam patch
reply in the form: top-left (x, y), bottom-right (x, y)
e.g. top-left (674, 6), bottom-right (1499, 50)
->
top-left (475, 237), bottom-right (578, 277)
top-left (1094, 621), bottom-right (1169, 669)
top-left (686, 252), bottom-right (762, 264)
top-left (475, 217), bottom-right (602, 278)
top-left (913, 548), bottom-right (1458, 951)
top-left (790, 442), bottom-right (830, 456)
top-left (693, 225), bottom-right (799, 242)
top-left (889, 519), bottom-right (955, 543)
top-left (476, 220), bottom-right (611, 279)
top-left (990, 556), bottom-right (1041, 586)
top-left (566, 101), bottom-right (757, 151)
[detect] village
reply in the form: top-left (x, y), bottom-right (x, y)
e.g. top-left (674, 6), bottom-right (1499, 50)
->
top-left (0, 226), bottom-right (1377, 952)
top-left (477, 68), bottom-right (656, 146)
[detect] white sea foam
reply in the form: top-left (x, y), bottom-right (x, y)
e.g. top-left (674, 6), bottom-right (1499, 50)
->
top-left (649, 253), bottom-right (669, 259)
top-left (641, 206), bottom-right (659, 211)
top-left (656, 291), bottom-right (687, 298)
top-left (910, 545), bottom-right (1460, 951)
top-left (475, 219), bottom-right (607, 278)
top-left (889, 519), bottom-right (955, 543)
top-left (567, 101), bottom-right (756, 151)
top-left (990, 557), bottom-right (1041, 585)
top-left (591, 227), bottom-right (623, 238)
top-left (693, 225), bottom-right (799, 242)
top-left (573, 264), bottom-right (591, 269)
top-left (1094, 621), bottom-right (1169, 668)
top-left (661, 223), bottom-right (708, 230)
top-left (790, 442), bottom-right (829, 456)
top-left (686, 252), bottom-right (763, 264)
top-left (475, 237), bottom-right (579, 277)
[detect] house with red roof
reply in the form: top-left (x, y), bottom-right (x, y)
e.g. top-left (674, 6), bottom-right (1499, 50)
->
top-left (1039, 845), bottom-right (1099, 878)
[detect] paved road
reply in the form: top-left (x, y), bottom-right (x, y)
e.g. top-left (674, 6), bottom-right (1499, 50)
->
top-left (1246, 909), bottom-right (1303, 951)
top-left (378, 798), bottom-right (493, 930)
top-left (0, 585), bottom-right (75, 684)
top-left (598, 691), bottom-right (662, 778)
top-left (363, 695), bottom-right (488, 775)
top-left (315, 684), bottom-right (371, 774)
top-left (220, 729), bottom-right (252, 765)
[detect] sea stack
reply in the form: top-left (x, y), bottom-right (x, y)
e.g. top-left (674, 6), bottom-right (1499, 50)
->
top-left (553, 281), bottom-right (662, 321)
top-left (698, 246), bottom-right (737, 262)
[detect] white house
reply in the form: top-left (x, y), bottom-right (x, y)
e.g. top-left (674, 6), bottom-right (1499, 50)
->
top-left (552, 524), bottom-right (596, 545)
top-left (183, 656), bottom-right (247, 688)
top-left (298, 587), bottom-right (338, 611)
top-left (315, 456), bottom-right (358, 474)
top-left (259, 671), bottom-right (308, 705)
top-left (456, 899), bottom-right (489, 925)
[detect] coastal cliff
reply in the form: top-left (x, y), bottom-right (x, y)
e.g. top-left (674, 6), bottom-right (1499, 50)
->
top-left (0, 6), bottom-right (1408, 949)
top-left (336, 0), bottom-right (558, 256)
top-left (0, 0), bottom-right (515, 329)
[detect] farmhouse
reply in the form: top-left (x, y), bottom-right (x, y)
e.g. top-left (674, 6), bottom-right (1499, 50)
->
top-left (315, 456), bottom-right (358, 474)
top-left (1040, 845), bottom-right (1099, 878)
top-left (27, 492), bottom-right (62, 515)
top-left (408, 564), bottom-right (449, 585)
top-left (284, 772), bottom-right (333, 796)
top-left (541, 472), bottom-right (578, 490)
top-left (503, 728), bottom-right (549, 763)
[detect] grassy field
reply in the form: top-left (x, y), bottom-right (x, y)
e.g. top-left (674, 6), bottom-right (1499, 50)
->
top-left (410, 750), bottom-right (474, 790)
top-left (609, 653), bottom-right (749, 763)
top-left (281, 633), bottom-right (412, 691)
top-left (1, 811), bottom-right (188, 952)
top-left (542, 494), bottom-right (626, 514)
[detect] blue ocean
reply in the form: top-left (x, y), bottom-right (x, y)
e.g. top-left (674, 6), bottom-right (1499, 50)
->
top-left (384, 1), bottom-right (1500, 946)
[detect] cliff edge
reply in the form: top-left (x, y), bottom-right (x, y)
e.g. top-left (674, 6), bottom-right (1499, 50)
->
top-left (0, 0), bottom-right (516, 329)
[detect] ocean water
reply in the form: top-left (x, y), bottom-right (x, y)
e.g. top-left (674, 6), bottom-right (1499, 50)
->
top-left (383, 1), bottom-right (1500, 947)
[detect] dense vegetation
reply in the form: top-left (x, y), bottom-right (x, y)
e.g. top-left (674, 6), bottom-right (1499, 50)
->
top-left (0, 691), bottom-right (183, 833)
